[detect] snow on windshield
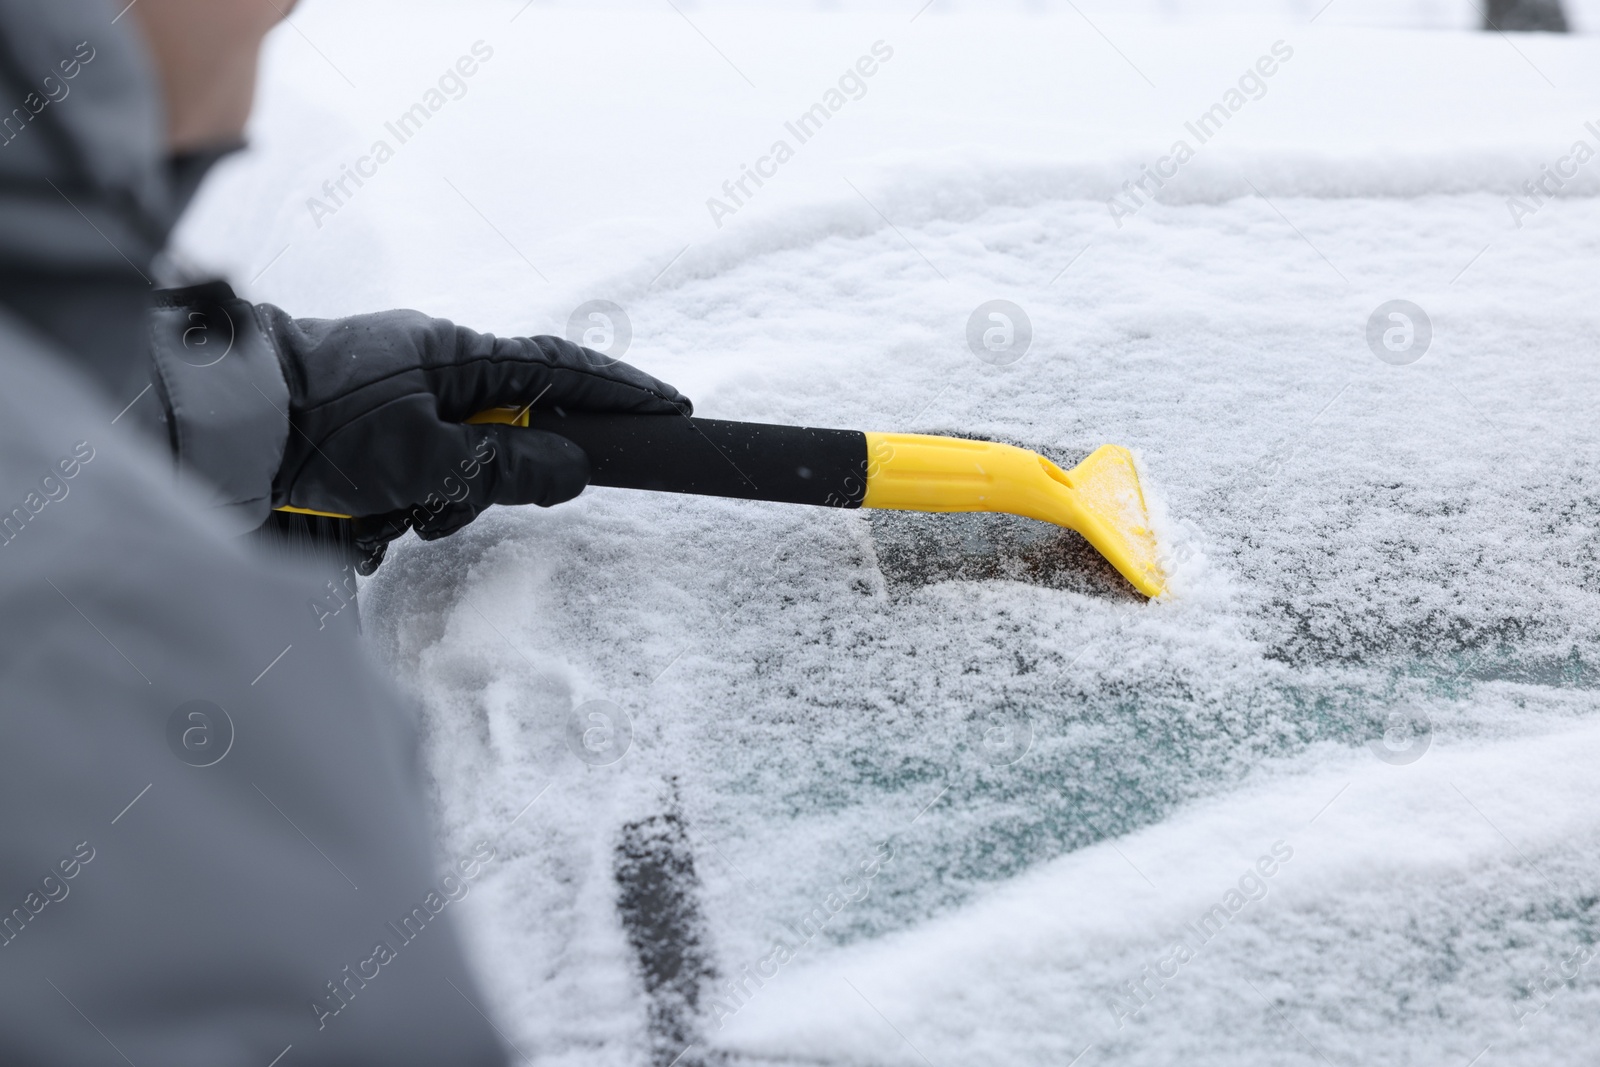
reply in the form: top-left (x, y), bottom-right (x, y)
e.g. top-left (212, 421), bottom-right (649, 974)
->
top-left (184, 2), bottom-right (1600, 1064)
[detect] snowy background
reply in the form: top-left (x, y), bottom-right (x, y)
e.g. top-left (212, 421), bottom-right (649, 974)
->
top-left (179, 2), bottom-right (1600, 1064)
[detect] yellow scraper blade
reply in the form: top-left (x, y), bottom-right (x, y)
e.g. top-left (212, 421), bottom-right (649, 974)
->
top-left (860, 433), bottom-right (1166, 597)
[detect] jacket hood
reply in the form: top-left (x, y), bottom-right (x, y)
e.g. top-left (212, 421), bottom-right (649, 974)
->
top-left (0, 0), bottom-right (175, 276)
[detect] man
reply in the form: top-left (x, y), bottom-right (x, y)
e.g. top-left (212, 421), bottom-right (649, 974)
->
top-left (0, 1), bottom-right (689, 1063)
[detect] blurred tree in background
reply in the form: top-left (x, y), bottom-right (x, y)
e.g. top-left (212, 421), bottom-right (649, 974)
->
top-left (1484, 0), bottom-right (1569, 30)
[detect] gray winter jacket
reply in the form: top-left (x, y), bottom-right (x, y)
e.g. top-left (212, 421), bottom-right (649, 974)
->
top-left (0, 3), bottom-right (509, 1063)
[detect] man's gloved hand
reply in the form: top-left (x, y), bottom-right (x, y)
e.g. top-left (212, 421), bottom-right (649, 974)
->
top-left (258, 305), bottom-right (691, 572)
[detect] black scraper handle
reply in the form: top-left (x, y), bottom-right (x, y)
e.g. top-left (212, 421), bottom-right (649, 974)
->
top-left (520, 411), bottom-right (870, 509)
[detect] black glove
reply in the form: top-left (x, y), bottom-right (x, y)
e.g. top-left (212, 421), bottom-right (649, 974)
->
top-left (147, 283), bottom-right (689, 569)
top-left (253, 305), bottom-right (690, 570)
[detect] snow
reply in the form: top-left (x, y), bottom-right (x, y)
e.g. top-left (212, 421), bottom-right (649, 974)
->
top-left (177, 2), bottom-right (1600, 1064)
top-left (718, 723), bottom-right (1600, 1066)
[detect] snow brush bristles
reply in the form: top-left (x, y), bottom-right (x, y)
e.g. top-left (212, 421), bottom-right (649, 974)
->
top-left (277, 412), bottom-right (1168, 598)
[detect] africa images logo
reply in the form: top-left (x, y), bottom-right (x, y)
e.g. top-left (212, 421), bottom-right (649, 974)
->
top-left (311, 842), bottom-right (497, 1030)
top-left (306, 41), bottom-right (495, 228)
top-left (0, 40), bottom-right (96, 149)
top-left (0, 441), bottom-right (95, 549)
top-left (705, 41), bottom-right (895, 228)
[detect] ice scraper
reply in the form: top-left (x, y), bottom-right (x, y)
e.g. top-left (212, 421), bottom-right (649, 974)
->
top-left (283, 410), bottom-right (1167, 597)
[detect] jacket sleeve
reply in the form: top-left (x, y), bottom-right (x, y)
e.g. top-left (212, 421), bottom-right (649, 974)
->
top-left (146, 282), bottom-right (291, 530)
top-left (0, 309), bottom-right (510, 1065)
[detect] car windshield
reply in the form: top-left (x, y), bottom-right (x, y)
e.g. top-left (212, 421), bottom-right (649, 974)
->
top-left (211, 2), bottom-right (1600, 1063)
